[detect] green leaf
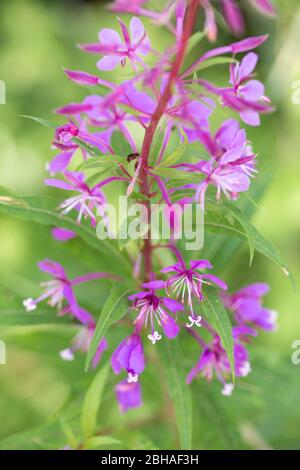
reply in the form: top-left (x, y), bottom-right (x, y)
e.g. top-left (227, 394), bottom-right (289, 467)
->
top-left (202, 285), bottom-right (235, 378)
top-left (19, 114), bottom-right (56, 129)
top-left (81, 363), bottom-right (110, 440)
top-left (208, 198), bottom-right (255, 266)
top-left (159, 132), bottom-right (188, 168)
top-left (159, 339), bottom-right (192, 450)
top-left (111, 131), bottom-right (132, 157)
top-left (72, 137), bottom-right (103, 157)
top-left (0, 309), bottom-right (72, 326)
top-left (85, 285), bottom-right (132, 371)
top-left (82, 154), bottom-right (125, 170)
top-left (0, 189), bottom-right (132, 277)
top-left (85, 436), bottom-right (122, 449)
top-left (152, 167), bottom-right (203, 183)
top-left (204, 205), bottom-right (294, 288)
top-left (59, 420), bottom-right (78, 449)
top-left (193, 56), bottom-right (237, 73)
top-left (150, 125), bottom-right (166, 165)
top-left (186, 31), bottom-right (206, 55)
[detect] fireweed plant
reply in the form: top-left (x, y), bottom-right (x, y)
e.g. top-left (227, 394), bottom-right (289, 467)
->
top-left (0, 0), bottom-right (292, 447)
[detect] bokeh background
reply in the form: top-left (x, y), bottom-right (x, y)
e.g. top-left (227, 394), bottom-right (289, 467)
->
top-left (0, 0), bottom-right (300, 450)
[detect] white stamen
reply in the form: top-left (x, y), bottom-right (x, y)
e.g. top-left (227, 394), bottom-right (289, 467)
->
top-left (148, 331), bottom-right (162, 344)
top-left (59, 348), bottom-right (75, 362)
top-left (222, 383), bottom-right (234, 396)
top-left (23, 298), bottom-right (37, 312)
top-left (186, 315), bottom-right (202, 328)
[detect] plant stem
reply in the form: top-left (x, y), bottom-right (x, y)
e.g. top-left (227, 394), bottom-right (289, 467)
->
top-left (139, 0), bottom-right (199, 281)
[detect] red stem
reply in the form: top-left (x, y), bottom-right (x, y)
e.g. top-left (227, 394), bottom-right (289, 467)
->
top-left (139, 0), bottom-right (199, 281)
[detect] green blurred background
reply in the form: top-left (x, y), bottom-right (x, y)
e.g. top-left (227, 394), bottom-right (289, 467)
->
top-left (0, 0), bottom-right (300, 450)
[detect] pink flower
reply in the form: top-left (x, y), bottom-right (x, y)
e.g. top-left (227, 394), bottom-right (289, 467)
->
top-left (45, 171), bottom-right (128, 227)
top-left (187, 325), bottom-right (256, 395)
top-left (23, 259), bottom-right (118, 323)
top-left (111, 333), bottom-right (145, 382)
top-left (162, 260), bottom-right (227, 326)
top-left (222, 283), bottom-right (278, 331)
top-left (190, 119), bottom-right (257, 203)
top-left (224, 52), bottom-right (272, 126)
top-left (129, 281), bottom-right (183, 343)
top-left (60, 326), bottom-right (108, 368)
top-left (221, 0), bottom-right (245, 36)
top-left (115, 380), bottom-right (142, 413)
top-left (48, 120), bottom-right (112, 174)
top-left (80, 17), bottom-right (150, 71)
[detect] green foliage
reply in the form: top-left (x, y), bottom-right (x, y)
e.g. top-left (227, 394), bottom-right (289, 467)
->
top-left (81, 363), bottom-right (109, 440)
top-left (0, 0), bottom-right (298, 452)
top-left (158, 339), bottom-right (193, 450)
top-left (85, 285), bottom-right (133, 371)
top-left (202, 286), bottom-right (234, 378)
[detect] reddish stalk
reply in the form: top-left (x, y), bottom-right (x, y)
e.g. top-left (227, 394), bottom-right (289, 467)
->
top-left (139, 0), bottom-right (199, 281)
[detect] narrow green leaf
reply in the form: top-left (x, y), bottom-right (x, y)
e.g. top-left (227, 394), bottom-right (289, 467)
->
top-left (19, 114), bottom-right (56, 129)
top-left (85, 285), bottom-right (132, 371)
top-left (111, 131), bottom-right (132, 157)
top-left (0, 310), bottom-right (72, 326)
top-left (208, 198), bottom-right (255, 266)
top-left (72, 137), bottom-right (103, 157)
top-left (202, 285), bottom-right (235, 378)
top-left (81, 363), bottom-right (110, 440)
top-left (204, 207), bottom-right (294, 288)
top-left (0, 189), bottom-right (132, 276)
top-left (82, 154), bottom-right (125, 170)
top-left (85, 436), bottom-right (122, 449)
top-left (159, 339), bottom-right (192, 450)
top-left (194, 56), bottom-right (237, 73)
top-left (186, 31), bottom-right (206, 55)
top-left (159, 132), bottom-right (188, 168)
top-left (152, 167), bottom-right (203, 183)
top-left (59, 420), bottom-right (78, 449)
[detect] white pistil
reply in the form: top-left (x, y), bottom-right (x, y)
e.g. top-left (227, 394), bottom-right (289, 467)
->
top-left (186, 315), bottom-right (202, 328)
top-left (127, 372), bottom-right (138, 383)
top-left (148, 331), bottom-right (162, 344)
top-left (23, 298), bottom-right (37, 312)
top-left (222, 383), bottom-right (234, 396)
top-left (59, 348), bottom-right (75, 362)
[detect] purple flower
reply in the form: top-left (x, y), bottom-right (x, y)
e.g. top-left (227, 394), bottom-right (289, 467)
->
top-left (192, 119), bottom-right (256, 203)
top-left (60, 326), bottom-right (108, 368)
top-left (80, 17), bottom-right (150, 71)
top-left (225, 52), bottom-right (272, 126)
top-left (115, 380), bottom-right (142, 413)
top-left (111, 333), bottom-right (145, 382)
top-left (47, 120), bottom-right (112, 174)
top-left (22, 259), bottom-right (91, 322)
top-left (222, 283), bottom-right (278, 331)
top-left (23, 258), bottom-right (118, 324)
top-left (221, 0), bottom-right (276, 36)
top-left (221, 0), bottom-right (245, 36)
top-left (194, 52), bottom-right (273, 126)
top-left (161, 260), bottom-right (227, 326)
top-left (110, 0), bottom-right (148, 15)
top-left (187, 325), bottom-right (256, 395)
top-left (249, 0), bottom-right (276, 17)
top-left (45, 171), bottom-right (127, 227)
top-left (129, 281), bottom-right (183, 343)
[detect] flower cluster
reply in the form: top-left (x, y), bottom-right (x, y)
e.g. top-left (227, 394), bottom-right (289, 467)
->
top-left (24, 0), bottom-right (278, 412)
